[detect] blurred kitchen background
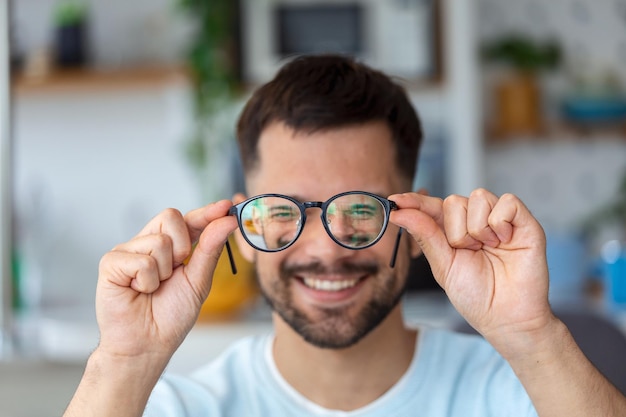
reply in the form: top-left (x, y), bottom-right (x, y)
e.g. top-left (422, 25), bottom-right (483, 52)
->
top-left (2, 0), bottom-right (626, 415)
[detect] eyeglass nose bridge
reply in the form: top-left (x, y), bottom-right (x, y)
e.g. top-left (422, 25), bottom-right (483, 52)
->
top-left (294, 201), bottom-right (324, 232)
top-left (302, 201), bottom-right (324, 210)
top-left (297, 200), bottom-right (347, 247)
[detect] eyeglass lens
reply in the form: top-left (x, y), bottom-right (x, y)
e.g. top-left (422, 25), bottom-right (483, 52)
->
top-left (225, 192), bottom-right (403, 275)
top-left (239, 194), bottom-right (387, 252)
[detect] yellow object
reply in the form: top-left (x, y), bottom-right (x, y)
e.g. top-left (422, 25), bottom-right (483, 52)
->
top-left (492, 72), bottom-right (542, 138)
top-left (198, 236), bottom-right (258, 321)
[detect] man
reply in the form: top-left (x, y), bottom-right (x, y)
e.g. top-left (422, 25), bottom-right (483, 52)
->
top-left (64, 55), bottom-right (626, 416)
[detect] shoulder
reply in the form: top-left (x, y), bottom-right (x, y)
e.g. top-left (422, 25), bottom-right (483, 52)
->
top-left (416, 326), bottom-right (516, 380)
top-left (419, 326), bottom-right (499, 360)
top-left (411, 327), bottom-right (537, 416)
top-left (188, 332), bottom-right (272, 391)
top-left (144, 333), bottom-right (273, 417)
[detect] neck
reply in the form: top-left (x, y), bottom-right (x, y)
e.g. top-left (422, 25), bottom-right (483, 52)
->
top-left (272, 302), bottom-right (417, 411)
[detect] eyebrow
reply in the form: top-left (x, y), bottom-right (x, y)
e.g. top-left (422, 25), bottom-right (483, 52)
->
top-left (286, 191), bottom-right (388, 203)
top-left (346, 203), bottom-right (378, 209)
top-left (268, 205), bottom-right (296, 212)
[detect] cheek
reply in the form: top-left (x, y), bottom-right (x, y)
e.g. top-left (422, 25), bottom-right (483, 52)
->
top-left (253, 252), bottom-right (283, 287)
top-left (383, 237), bottom-right (413, 287)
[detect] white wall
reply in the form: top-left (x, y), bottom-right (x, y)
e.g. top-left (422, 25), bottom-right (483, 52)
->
top-left (13, 81), bottom-right (203, 307)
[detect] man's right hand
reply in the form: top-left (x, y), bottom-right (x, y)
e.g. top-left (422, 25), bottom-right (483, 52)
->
top-left (95, 200), bottom-right (238, 361)
top-left (63, 200), bottom-right (238, 417)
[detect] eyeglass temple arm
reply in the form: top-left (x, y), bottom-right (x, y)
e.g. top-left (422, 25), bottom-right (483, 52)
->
top-left (225, 238), bottom-right (238, 275)
top-left (389, 228), bottom-right (403, 268)
top-left (224, 205), bottom-right (239, 275)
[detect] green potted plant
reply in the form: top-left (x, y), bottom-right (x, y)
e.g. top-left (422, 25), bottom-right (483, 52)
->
top-left (481, 34), bottom-right (562, 138)
top-left (53, 0), bottom-right (89, 67)
top-left (176, 0), bottom-right (240, 186)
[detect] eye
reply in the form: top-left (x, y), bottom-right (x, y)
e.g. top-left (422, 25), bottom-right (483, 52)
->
top-left (345, 204), bottom-right (377, 219)
top-left (268, 205), bottom-right (299, 221)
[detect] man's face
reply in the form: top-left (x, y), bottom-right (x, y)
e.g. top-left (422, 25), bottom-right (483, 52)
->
top-left (241, 121), bottom-right (414, 349)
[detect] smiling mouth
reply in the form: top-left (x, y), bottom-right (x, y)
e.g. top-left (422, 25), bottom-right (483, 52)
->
top-left (301, 277), bottom-right (362, 292)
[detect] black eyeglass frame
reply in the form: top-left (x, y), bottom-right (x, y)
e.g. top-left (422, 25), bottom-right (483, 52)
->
top-left (224, 191), bottom-right (403, 274)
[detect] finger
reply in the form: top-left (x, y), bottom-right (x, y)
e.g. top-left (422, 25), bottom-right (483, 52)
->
top-left (184, 200), bottom-right (235, 243)
top-left (443, 194), bottom-right (483, 250)
top-left (388, 195), bottom-right (455, 288)
top-left (466, 188), bottom-right (501, 248)
top-left (112, 234), bottom-right (173, 281)
top-left (99, 251), bottom-right (161, 294)
top-left (489, 193), bottom-right (543, 246)
top-left (136, 208), bottom-right (192, 266)
top-left (184, 215), bottom-right (238, 300)
top-left (388, 192), bottom-right (445, 228)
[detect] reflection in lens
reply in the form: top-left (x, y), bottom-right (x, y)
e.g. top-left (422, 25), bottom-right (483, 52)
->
top-left (240, 196), bottom-right (301, 251)
top-left (326, 194), bottom-right (385, 248)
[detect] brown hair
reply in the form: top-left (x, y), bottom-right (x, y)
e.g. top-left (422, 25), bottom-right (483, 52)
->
top-left (236, 54), bottom-right (422, 182)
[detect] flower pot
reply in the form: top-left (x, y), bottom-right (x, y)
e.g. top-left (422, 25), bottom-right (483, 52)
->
top-left (55, 23), bottom-right (87, 67)
top-left (492, 72), bottom-right (542, 138)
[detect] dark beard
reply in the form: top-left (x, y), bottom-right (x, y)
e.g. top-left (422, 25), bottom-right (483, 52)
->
top-left (258, 260), bottom-right (407, 349)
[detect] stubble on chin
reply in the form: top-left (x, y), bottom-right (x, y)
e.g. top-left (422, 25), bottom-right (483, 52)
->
top-left (258, 260), bottom-right (407, 349)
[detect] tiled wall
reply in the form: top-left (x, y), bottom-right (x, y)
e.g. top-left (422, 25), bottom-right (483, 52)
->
top-left (485, 138), bottom-right (626, 235)
top-left (478, 0), bottom-right (626, 86)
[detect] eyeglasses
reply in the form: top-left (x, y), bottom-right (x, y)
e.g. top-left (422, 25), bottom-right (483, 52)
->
top-left (224, 191), bottom-right (403, 274)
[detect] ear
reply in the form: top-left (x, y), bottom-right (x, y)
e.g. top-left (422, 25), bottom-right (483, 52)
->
top-left (231, 193), bottom-right (255, 263)
top-left (407, 188), bottom-right (430, 258)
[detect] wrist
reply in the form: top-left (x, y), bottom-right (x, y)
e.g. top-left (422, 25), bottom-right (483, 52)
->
top-left (484, 313), bottom-right (565, 364)
top-left (89, 345), bottom-right (171, 382)
top-left (64, 348), bottom-right (169, 417)
top-left (488, 316), bottom-right (626, 416)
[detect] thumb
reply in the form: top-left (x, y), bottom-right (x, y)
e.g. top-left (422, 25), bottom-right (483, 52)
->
top-left (389, 196), bottom-right (454, 288)
top-left (184, 216), bottom-right (238, 301)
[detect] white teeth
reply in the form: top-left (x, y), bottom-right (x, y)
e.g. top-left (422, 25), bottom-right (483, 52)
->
top-left (302, 278), bottom-right (359, 291)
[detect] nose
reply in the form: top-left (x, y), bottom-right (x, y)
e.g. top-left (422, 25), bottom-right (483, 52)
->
top-left (325, 212), bottom-right (357, 245)
top-left (296, 209), bottom-right (355, 262)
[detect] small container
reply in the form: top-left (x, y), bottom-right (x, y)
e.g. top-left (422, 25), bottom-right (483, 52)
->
top-left (601, 240), bottom-right (626, 308)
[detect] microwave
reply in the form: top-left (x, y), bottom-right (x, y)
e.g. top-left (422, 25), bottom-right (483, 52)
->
top-left (239, 0), bottom-right (440, 85)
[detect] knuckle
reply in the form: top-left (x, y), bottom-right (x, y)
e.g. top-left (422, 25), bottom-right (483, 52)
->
top-left (160, 207), bottom-right (184, 223)
top-left (152, 233), bottom-right (173, 252)
top-left (467, 224), bottom-right (483, 237)
top-left (469, 188), bottom-right (490, 198)
top-left (430, 196), bottom-right (444, 207)
top-left (98, 251), bottom-right (116, 271)
top-left (443, 194), bottom-right (464, 207)
top-left (499, 193), bottom-right (518, 203)
top-left (136, 254), bottom-right (158, 272)
top-left (447, 235), bottom-right (467, 248)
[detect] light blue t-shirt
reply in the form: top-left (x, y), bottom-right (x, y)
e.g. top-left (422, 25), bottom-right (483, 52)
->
top-left (144, 327), bottom-right (537, 416)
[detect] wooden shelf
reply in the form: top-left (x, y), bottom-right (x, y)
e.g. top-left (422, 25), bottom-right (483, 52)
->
top-left (484, 120), bottom-right (626, 144)
top-left (12, 66), bottom-right (190, 95)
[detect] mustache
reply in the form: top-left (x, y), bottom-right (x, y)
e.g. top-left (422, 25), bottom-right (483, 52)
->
top-left (281, 261), bottom-right (379, 277)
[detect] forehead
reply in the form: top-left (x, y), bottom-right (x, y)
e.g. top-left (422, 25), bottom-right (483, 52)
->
top-left (245, 121), bottom-right (405, 198)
